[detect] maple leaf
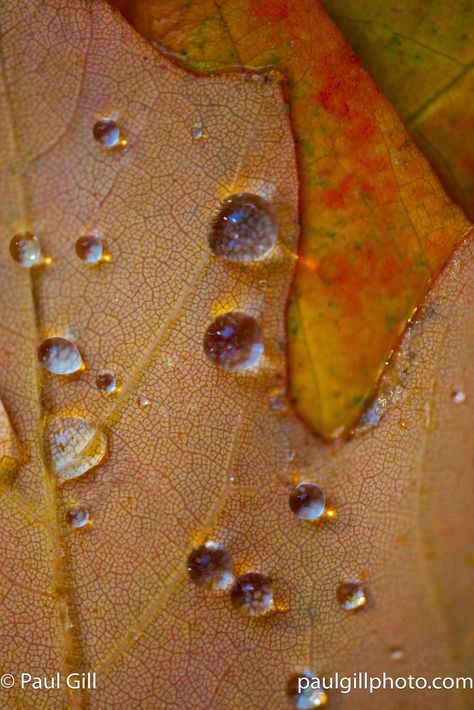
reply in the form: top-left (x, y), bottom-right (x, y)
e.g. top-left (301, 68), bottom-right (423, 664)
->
top-left (0, 1), bottom-right (472, 709)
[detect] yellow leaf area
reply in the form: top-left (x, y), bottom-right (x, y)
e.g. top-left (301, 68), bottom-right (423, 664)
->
top-left (112, 0), bottom-right (472, 439)
top-left (0, 2), bottom-right (473, 710)
top-left (321, 0), bottom-right (474, 221)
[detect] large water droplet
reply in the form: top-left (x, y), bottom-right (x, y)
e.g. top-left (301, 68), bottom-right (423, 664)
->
top-left (44, 416), bottom-right (107, 483)
top-left (287, 671), bottom-right (328, 709)
top-left (209, 193), bottom-right (278, 262)
top-left (76, 235), bottom-right (103, 263)
top-left (336, 581), bottom-right (367, 611)
top-left (37, 337), bottom-right (83, 375)
top-left (289, 483), bottom-right (325, 521)
top-left (230, 572), bottom-right (274, 616)
top-left (203, 312), bottom-right (264, 371)
top-left (187, 542), bottom-right (233, 590)
top-left (93, 118), bottom-right (121, 148)
top-left (67, 505), bottom-right (90, 529)
top-left (96, 371), bottom-right (117, 394)
top-left (9, 232), bottom-right (42, 267)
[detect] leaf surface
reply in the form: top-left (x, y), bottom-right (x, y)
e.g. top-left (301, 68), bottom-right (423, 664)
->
top-left (112, 0), bottom-right (471, 437)
top-left (0, 2), bottom-right (473, 710)
top-left (320, 0), bottom-right (474, 221)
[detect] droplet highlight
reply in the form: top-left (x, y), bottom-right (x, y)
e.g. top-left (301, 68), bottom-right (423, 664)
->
top-left (204, 312), bottom-right (264, 371)
top-left (336, 581), bottom-right (367, 611)
top-left (9, 232), bottom-right (42, 267)
top-left (187, 542), bottom-right (233, 590)
top-left (452, 388), bottom-right (466, 404)
top-left (93, 118), bottom-right (121, 148)
top-left (75, 235), bottom-right (103, 263)
top-left (44, 416), bottom-right (107, 483)
top-left (37, 337), bottom-right (83, 375)
top-left (230, 572), bottom-right (274, 616)
top-left (67, 505), bottom-right (90, 529)
top-left (287, 671), bottom-right (328, 709)
top-left (137, 394), bottom-right (151, 407)
top-left (289, 483), bottom-right (325, 521)
top-left (209, 193), bottom-right (278, 262)
top-left (96, 371), bottom-right (117, 394)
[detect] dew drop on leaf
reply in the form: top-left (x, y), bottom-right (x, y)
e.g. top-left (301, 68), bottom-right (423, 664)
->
top-left (9, 232), bottom-right (42, 267)
top-left (137, 394), bottom-right (151, 407)
top-left (44, 416), bottom-right (107, 483)
top-left (289, 483), bottom-right (326, 521)
top-left (389, 646), bottom-right (404, 662)
top-left (37, 337), bottom-right (83, 375)
top-left (187, 542), bottom-right (233, 590)
top-left (209, 193), bottom-right (278, 262)
top-left (268, 384), bottom-right (288, 413)
top-left (286, 671), bottom-right (329, 708)
top-left (96, 370), bottom-right (117, 394)
top-left (93, 118), bottom-right (121, 148)
top-left (75, 235), bottom-right (103, 263)
top-left (66, 505), bottom-right (90, 529)
top-left (203, 312), bottom-right (264, 371)
top-left (336, 581), bottom-right (367, 611)
top-left (230, 572), bottom-right (274, 616)
top-left (451, 388), bottom-right (466, 404)
top-left (191, 124), bottom-right (206, 140)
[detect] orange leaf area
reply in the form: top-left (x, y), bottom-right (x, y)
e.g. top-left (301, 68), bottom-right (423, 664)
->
top-left (321, 0), bottom-right (474, 222)
top-left (120, 0), bottom-right (472, 437)
top-left (0, 2), bottom-right (473, 709)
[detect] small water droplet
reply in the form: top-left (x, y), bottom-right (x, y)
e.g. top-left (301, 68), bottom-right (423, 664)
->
top-left (44, 416), bottom-right (107, 483)
top-left (192, 124), bottom-right (206, 140)
top-left (230, 572), bottom-right (274, 616)
top-left (389, 646), bottom-right (404, 662)
top-left (96, 371), bottom-right (117, 394)
top-left (137, 394), bottom-right (151, 407)
top-left (37, 337), bottom-right (83, 375)
top-left (203, 312), bottom-right (264, 371)
top-left (187, 542), bottom-right (233, 590)
top-left (9, 232), bottom-right (43, 267)
top-left (268, 385), bottom-right (288, 413)
top-left (289, 483), bottom-right (325, 521)
top-left (75, 235), bottom-right (103, 263)
top-left (66, 505), bottom-right (90, 529)
top-left (209, 193), bottom-right (278, 262)
top-left (452, 388), bottom-right (466, 404)
top-left (287, 671), bottom-right (328, 709)
top-left (336, 581), bottom-right (367, 611)
top-left (93, 118), bottom-right (121, 148)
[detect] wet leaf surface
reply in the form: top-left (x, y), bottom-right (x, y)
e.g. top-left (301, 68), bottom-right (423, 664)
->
top-left (113, 0), bottom-right (471, 438)
top-left (0, 1), bottom-right (472, 709)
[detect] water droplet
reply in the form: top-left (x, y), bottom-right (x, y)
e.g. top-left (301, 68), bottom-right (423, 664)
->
top-left (66, 505), bottom-right (90, 529)
top-left (287, 671), bottom-right (328, 709)
top-left (187, 542), bottom-right (233, 590)
top-left (9, 232), bottom-right (42, 267)
top-left (37, 337), bottom-right (83, 375)
top-left (192, 124), bottom-right (206, 140)
top-left (336, 581), bottom-right (367, 611)
top-left (137, 394), bottom-right (151, 407)
top-left (209, 193), bottom-right (278, 262)
top-left (289, 483), bottom-right (325, 521)
top-left (452, 388), bottom-right (466, 404)
top-left (389, 646), bottom-right (404, 662)
top-left (268, 385), bottom-right (287, 413)
top-left (93, 118), bottom-right (121, 148)
top-left (203, 312), bottom-right (264, 371)
top-left (44, 416), bottom-right (107, 483)
top-left (96, 371), bottom-right (117, 394)
top-left (75, 235), bottom-right (103, 263)
top-left (230, 572), bottom-right (274, 616)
